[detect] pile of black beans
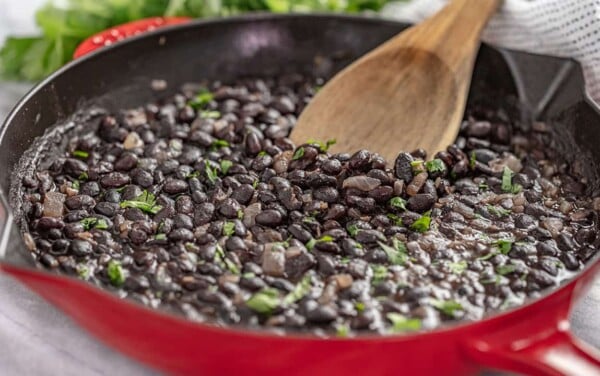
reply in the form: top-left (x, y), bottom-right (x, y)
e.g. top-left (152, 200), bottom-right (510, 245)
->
top-left (19, 74), bottom-right (599, 336)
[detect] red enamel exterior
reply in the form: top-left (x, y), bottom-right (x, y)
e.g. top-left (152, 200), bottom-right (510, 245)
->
top-left (2, 257), bottom-right (599, 375)
top-left (1, 14), bottom-right (599, 376)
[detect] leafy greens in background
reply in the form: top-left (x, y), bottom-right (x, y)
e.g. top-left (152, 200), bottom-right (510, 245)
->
top-left (0, 0), bottom-right (394, 81)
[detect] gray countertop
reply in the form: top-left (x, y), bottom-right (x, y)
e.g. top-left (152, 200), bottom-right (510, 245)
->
top-left (0, 81), bottom-right (598, 375)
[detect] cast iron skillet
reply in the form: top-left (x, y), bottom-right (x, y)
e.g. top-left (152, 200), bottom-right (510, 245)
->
top-left (0, 14), bottom-right (599, 375)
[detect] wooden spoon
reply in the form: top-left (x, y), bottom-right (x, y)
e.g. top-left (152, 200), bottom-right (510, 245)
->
top-left (291, 0), bottom-right (502, 162)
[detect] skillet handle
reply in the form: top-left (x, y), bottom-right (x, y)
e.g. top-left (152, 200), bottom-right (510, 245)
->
top-left (0, 190), bottom-right (13, 262)
top-left (73, 17), bottom-right (192, 59)
top-left (466, 320), bottom-right (600, 376)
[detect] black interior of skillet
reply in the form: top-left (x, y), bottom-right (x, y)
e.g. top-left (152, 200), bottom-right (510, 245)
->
top-left (2, 14), bottom-right (599, 268)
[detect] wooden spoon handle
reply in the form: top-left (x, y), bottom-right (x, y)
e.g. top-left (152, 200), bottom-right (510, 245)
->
top-left (381, 0), bottom-right (502, 75)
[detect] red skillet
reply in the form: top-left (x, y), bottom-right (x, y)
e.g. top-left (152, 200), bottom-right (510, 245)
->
top-left (1, 14), bottom-right (599, 375)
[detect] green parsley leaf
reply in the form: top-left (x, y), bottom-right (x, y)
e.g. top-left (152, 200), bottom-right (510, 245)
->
top-left (387, 213), bottom-right (403, 227)
top-left (72, 179), bottom-right (80, 190)
top-left (501, 166), bottom-right (523, 194)
top-left (205, 160), bottom-right (219, 184)
top-left (188, 89), bottom-right (214, 109)
top-left (223, 221), bottom-right (235, 237)
top-left (425, 159), bottom-right (446, 174)
top-left (496, 264), bottom-right (517, 276)
top-left (386, 313), bottom-right (422, 333)
top-left (154, 233), bottom-right (167, 241)
top-left (78, 172), bottom-right (88, 181)
top-left (305, 238), bottom-right (317, 251)
top-left (469, 151), bottom-right (477, 169)
top-left (292, 147), bottom-right (305, 160)
top-left (410, 160), bottom-right (424, 174)
top-left (448, 260), bottom-right (468, 274)
top-left (237, 209), bottom-right (244, 219)
top-left (347, 224), bottom-right (359, 237)
top-left (389, 197), bottom-right (407, 211)
top-left (220, 161), bottom-right (233, 176)
top-left (378, 239), bottom-right (408, 265)
top-left (307, 138), bottom-right (336, 152)
top-left (283, 275), bottom-right (312, 305)
top-left (246, 288), bottom-right (280, 314)
top-left (120, 190), bottom-right (162, 214)
top-left (200, 110), bottom-right (221, 119)
top-left (319, 235), bottom-right (334, 242)
top-left (211, 139), bottom-right (229, 149)
top-left (431, 299), bottom-right (463, 317)
top-left (410, 211), bottom-right (432, 233)
top-left (486, 204), bottom-right (511, 217)
top-left (73, 150), bottom-right (89, 159)
top-left (370, 264), bottom-right (389, 285)
top-left (106, 260), bottom-right (125, 287)
top-left (336, 324), bottom-right (350, 337)
top-left (494, 239), bottom-right (514, 254)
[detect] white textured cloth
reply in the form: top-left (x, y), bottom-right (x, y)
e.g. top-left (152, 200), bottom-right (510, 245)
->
top-left (382, 0), bottom-right (600, 103)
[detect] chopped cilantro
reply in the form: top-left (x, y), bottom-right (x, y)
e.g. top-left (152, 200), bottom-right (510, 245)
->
top-left (431, 299), bottom-right (463, 317)
top-left (200, 110), bottom-right (221, 119)
top-left (283, 275), bottom-right (312, 305)
top-left (77, 264), bottom-right (90, 280)
top-left (257, 150), bottom-right (268, 157)
top-left (214, 244), bottom-right (239, 274)
top-left (106, 260), bottom-right (125, 287)
top-left (219, 160), bottom-right (233, 175)
top-left (486, 204), bottom-right (511, 217)
top-left (252, 179), bottom-right (259, 189)
top-left (306, 235), bottom-right (333, 251)
top-left (448, 260), bottom-right (468, 274)
top-left (336, 324), bottom-right (350, 337)
top-left (410, 211), bottom-right (431, 233)
top-left (386, 313), bottom-right (422, 332)
top-left (305, 238), bottom-right (317, 251)
top-left (154, 233), bottom-right (167, 241)
top-left (120, 190), bottom-right (162, 214)
top-left (425, 159), bottom-right (446, 174)
top-left (211, 139), bottom-right (229, 149)
top-left (355, 302), bottom-right (366, 312)
top-left (319, 235), bottom-right (334, 242)
top-left (494, 239), bottom-right (514, 254)
top-left (389, 197), bottom-right (407, 211)
top-left (292, 147), bottom-right (305, 160)
top-left (307, 138), bottom-right (336, 152)
top-left (72, 179), bottom-right (80, 190)
top-left (72, 150), bottom-right (89, 159)
top-left (188, 89), bottom-right (214, 109)
top-left (242, 272), bottom-right (255, 279)
top-left (496, 264), bottom-right (517, 276)
top-left (237, 209), bottom-right (244, 219)
top-left (469, 151), bottom-right (477, 169)
top-left (501, 167), bottom-right (522, 194)
top-left (205, 160), bottom-right (219, 184)
top-left (370, 264), bottom-right (389, 285)
top-left (186, 170), bottom-right (201, 179)
top-left (78, 172), bottom-right (88, 181)
top-left (477, 251), bottom-right (498, 261)
top-left (223, 221), bottom-right (235, 237)
top-left (80, 217), bottom-right (108, 231)
top-left (378, 239), bottom-right (408, 265)
top-left (478, 182), bottom-right (489, 191)
top-left (224, 258), bottom-right (240, 275)
top-left (387, 213), bottom-right (403, 226)
top-left (347, 224), bottom-right (359, 237)
top-left (410, 160), bottom-right (424, 174)
top-left (246, 288), bottom-right (280, 314)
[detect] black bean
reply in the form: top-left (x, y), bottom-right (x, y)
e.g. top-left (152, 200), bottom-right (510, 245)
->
top-left (163, 178), bottom-right (188, 194)
top-left (168, 228), bottom-right (194, 242)
top-left (69, 239), bottom-right (92, 257)
top-left (100, 172), bottom-right (130, 188)
top-left (394, 152), bottom-right (414, 182)
top-left (63, 158), bottom-right (88, 177)
top-left (255, 210), bottom-right (283, 227)
top-left (407, 193), bottom-right (435, 213)
top-left (218, 198), bottom-right (242, 219)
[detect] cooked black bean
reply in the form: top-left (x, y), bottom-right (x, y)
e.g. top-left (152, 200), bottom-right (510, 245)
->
top-left (20, 74), bottom-right (598, 338)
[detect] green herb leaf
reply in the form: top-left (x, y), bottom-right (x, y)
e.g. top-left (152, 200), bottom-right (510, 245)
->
top-left (186, 170), bottom-right (201, 179)
top-left (410, 211), bottom-right (432, 233)
top-left (154, 233), bottom-right (167, 241)
top-left (386, 313), bottom-right (422, 332)
top-left (496, 264), bottom-right (517, 276)
top-left (431, 299), bottom-right (463, 317)
top-left (78, 172), bottom-right (88, 181)
top-left (370, 264), bottom-right (389, 285)
top-left (336, 323), bottom-right (350, 337)
top-left (237, 209), bottom-right (244, 219)
top-left (494, 239), bottom-right (514, 254)
top-left (71, 179), bottom-right (80, 190)
top-left (242, 272), bottom-right (256, 279)
top-left (355, 302), bottom-right (366, 312)
top-left (283, 275), bottom-right (312, 305)
top-left (305, 238), bottom-right (317, 251)
top-left (200, 110), bottom-right (221, 119)
top-left (448, 260), bottom-right (468, 274)
top-left (223, 221), bottom-right (235, 237)
top-left (469, 151), bottom-right (477, 169)
top-left (477, 251), bottom-right (498, 261)
top-left (486, 204), bottom-right (511, 217)
top-left (205, 160), bottom-right (219, 184)
top-left (319, 235), bottom-right (334, 243)
top-left (73, 150), bottom-right (89, 159)
top-left (246, 288), bottom-right (280, 314)
top-left (188, 89), bottom-right (214, 109)
top-left (307, 138), bottom-right (336, 152)
top-left (378, 239), bottom-right (408, 265)
top-left (425, 159), bottom-right (446, 174)
top-left (107, 260), bottom-right (125, 287)
top-left (479, 182), bottom-right (489, 191)
top-left (501, 166), bottom-right (522, 194)
top-left (120, 190), bottom-right (162, 214)
top-left (410, 160), bottom-right (424, 174)
top-left (77, 264), bottom-right (90, 280)
top-left (389, 197), bottom-right (407, 211)
top-left (211, 139), bottom-right (229, 149)
top-left (387, 213), bottom-right (403, 227)
top-left (292, 147), bottom-right (305, 160)
top-left (347, 224), bottom-right (359, 237)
